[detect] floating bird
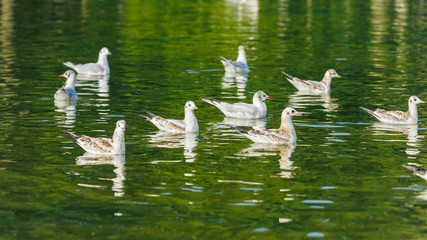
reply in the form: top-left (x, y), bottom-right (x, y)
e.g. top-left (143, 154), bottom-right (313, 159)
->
top-left (201, 91), bottom-right (272, 119)
top-left (282, 69), bottom-right (341, 93)
top-left (142, 101), bottom-right (199, 133)
top-left (233, 107), bottom-right (302, 145)
top-left (402, 165), bottom-right (427, 181)
top-left (360, 96), bottom-right (424, 124)
top-left (63, 47), bottom-right (111, 75)
top-left (220, 46), bottom-right (250, 73)
top-left (64, 120), bottom-right (126, 155)
top-left (54, 70), bottom-right (78, 100)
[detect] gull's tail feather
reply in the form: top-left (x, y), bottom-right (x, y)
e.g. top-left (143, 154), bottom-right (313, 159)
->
top-left (64, 130), bottom-right (81, 142)
top-left (229, 125), bottom-right (249, 134)
top-left (142, 108), bottom-right (157, 120)
top-left (281, 71), bottom-right (295, 82)
top-left (63, 62), bottom-right (76, 68)
top-left (201, 97), bottom-right (221, 106)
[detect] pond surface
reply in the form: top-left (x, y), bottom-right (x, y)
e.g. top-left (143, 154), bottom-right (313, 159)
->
top-left (0, 0), bottom-right (426, 239)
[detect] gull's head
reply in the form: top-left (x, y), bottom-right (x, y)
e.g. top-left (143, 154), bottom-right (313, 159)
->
top-left (282, 107), bottom-right (302, 118)
top-left (100, 47), bottom-right (112, 56)
top-left (328, 69), bottom-right (341, 79)
top-left (409, 96), bottom-right (425, 105)
top-left (59, 70), bottom-right (76, 79)
top-left (255, 91), bottom-right (273, 102)
top-left (185, 101), bottom-right (198, 110)
top-left (238, 46), bottom-right (245, 52)
top-left (116, 120), bottom-right (126, 131)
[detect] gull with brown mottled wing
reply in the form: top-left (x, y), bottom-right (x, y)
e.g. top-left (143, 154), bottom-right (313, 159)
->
top-left (360, 96), bottom-right (424, 124)
top-left (282, 69), bottom-right (341, 93)
top-left (142, 101), bottom-right (199, 133)
top-left (232, 107), bottom-right (302, 145)
top-left (64, 120), bottom-right (126, 155)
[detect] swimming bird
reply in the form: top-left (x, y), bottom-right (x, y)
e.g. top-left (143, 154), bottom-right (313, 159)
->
top-left (220, 46), bottom-right (250, 73)
top-left (54, 70), bottom-right (78, 100)
top-left (201, 91), bottom-right (273, 119)
top-left (233, 107), bottom-right (302, 145)
top-left (64, 120), bottom-right (126, 155)
top-left (142, 101), bottom-right (199, 133)
top-left (360, 96), bottom-right (424, 124)
top-left (63, 47), bottom-right (111, 75)
top-left (282, 69), bottom-right (341, 93)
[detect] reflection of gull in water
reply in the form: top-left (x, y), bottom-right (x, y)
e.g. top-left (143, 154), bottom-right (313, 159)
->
top-left (76, 153), bottom-right (126, 197)
top-left (221, 72), bottom-right (248, 99)
top-left (222, 116), bottom-right (267, 130)
top-left (147, 131), bottom-right (199, 162)
top-left (75, 74), bottom-right (110, 119)
top-left (371, 123), bottom-right (422, 157)
top-left (402, 164), bottom-right (427, 181)
top-left (54, 99), bottom-right (77, 128)
top-left (75, 74), bottom-right (110, 97)
top-left (238, 143), bottom-right (297, 178)
top-left (289, 91), bottom-right (338, 112)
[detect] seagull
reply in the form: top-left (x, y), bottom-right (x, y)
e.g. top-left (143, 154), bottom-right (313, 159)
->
top-left (142, 101), bottom-right (199, 133)
top-left (360, 96), bottom-right (424, 124)
top-left (54, 70), bottom-right (78, 100)
top-left (201, 91), bottom-right (273, 119)
top-left (232, 107), bottom-right (302, 145)
top-left (220, 46), bottom-right (250, 73)
top-left (64, 120), bottom-right (126, 155)
top-left (402, 165), bottom-right (427, 181)
top-left (282, 69), bottom-right (341, 93)
top-left (63, 47), bottom-right (111, 75)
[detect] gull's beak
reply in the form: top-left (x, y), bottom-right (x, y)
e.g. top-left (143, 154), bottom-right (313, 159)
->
top-left (59, 74), bottom-right (65, 77)
top-left (108, 52), bottom-right (112, 55)
top-left (420, 100), bottom-right (425, 104)
top-left (295, 112), bottom-right (302, 116)
top-left (193, 106), bottom-right (198, 110)
top-left (336, 75), bottom-right (342, 78)
top-left (267, 96), bottom-right (273, 99)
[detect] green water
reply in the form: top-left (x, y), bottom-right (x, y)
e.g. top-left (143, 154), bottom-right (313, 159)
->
top-left (0, 0), bottom-right (426, 239)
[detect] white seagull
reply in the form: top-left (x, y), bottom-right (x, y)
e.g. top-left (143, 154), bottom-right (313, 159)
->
top-left (220, 46), bottom-right (250, 73)
top-left (201, 91), bottom-right (273, 119)
top-left (142, 101), bottom-right (199, 133)
top-left (360, 96), bottom-right (424, 124)
top-left (64, 120), bottom-right (126, 155)
top-left (282, 69), bottom-right (341, 93)
top-left (63, 47), bottom-right (111, 75)
top-left (233, 107), bottom-right (302, 145)
top-left (54, 70), bottom-right (78, 100)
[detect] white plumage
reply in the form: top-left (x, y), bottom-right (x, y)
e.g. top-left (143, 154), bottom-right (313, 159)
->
top-left (63, 47), bottom-right (111, 75)
top-left (54, 70), bottom-right (78, 100)
top-left (220, 46), bottom-right (250, 73)
top-left (201, 91), bottom-right (272, 119)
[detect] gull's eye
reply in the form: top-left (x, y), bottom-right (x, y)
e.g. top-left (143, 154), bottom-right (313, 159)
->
top-left (292, 110), bottom-right (295, 113)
